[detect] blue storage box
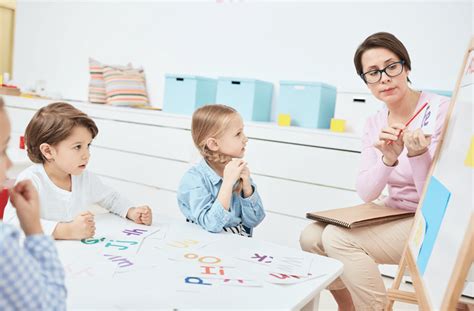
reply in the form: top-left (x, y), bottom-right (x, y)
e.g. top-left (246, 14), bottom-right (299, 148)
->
top-left (215, 77), bottom-right (273, 122)
top-left (277, 81), bottom-right (337, 129)
top-left (424, 89), bottom-right (452, 97)
top-left (163, 74), bottom-right (217, 115)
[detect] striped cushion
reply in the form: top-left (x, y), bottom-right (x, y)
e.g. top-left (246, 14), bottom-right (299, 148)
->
top-left (103, 66), bottom-right (149, 107)
top-left (88, 58), bottom-right (106, 104)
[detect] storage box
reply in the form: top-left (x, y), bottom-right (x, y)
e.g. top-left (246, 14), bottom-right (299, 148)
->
top-left (163, 74), bottom-right (217, 115)
top-left (215, 77), bottom-right (273, 122)
top-left (424, 89), bottom-right (452, 97)
top-left (277, 81), bottom-right (337, 129)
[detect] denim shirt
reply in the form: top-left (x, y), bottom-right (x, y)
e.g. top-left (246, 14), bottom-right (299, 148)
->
top-left (177, 159), bottom-right (265, 233)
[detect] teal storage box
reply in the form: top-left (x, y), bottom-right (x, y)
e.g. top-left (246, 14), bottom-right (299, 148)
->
top-left (215, 77), bottom-right (273, 122)
top-left (163, 74), bottom-right (217, 115)
top-left (424, 89), bottom-right (452, 97)
top-left (277, 81), bottom-right (337, 129)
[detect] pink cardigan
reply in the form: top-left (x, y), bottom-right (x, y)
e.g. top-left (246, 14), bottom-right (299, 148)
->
top-left (356, 91), bottom-right (450, 211)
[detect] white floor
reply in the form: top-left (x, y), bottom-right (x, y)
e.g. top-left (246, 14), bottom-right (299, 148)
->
top-left (317, 276), bottom-right (418, 310)
top-left (318, 276), bottom-right (474, 311)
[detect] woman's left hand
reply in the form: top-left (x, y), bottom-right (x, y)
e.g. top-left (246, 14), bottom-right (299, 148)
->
top-left (403, 128), bottom-right (431, 157)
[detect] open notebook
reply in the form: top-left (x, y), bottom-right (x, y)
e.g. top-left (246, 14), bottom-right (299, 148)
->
top-left (306, 202), bottom-right (415, 229)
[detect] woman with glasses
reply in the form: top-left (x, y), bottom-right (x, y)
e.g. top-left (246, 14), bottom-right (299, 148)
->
top-left (300, 32), bottom-right (450, 310)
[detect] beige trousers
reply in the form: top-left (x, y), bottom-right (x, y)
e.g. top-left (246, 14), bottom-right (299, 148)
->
top-left (300, 206), bottom-right (413, 311)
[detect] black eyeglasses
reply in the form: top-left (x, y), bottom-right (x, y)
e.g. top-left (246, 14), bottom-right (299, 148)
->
top-left (360, 60), bottom-right (405, 84)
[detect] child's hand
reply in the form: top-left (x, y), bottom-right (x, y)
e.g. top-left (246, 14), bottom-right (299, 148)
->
top-left (240, 164), bottom-right (250, 183)
top-left (127, 206), bottom-right (152, 225)
top-left (138, 206), bottom-right (152, 225)
top-left (223, 159), bottom-right (246, 185)
top-left (240, 164), bottom-right (253, 198)
top-left (403, 128), bottom-right (431, 157)
top-left (9, 180), bottom-right (42, 236)
top-left (64, 212), bottom-right (95, 240)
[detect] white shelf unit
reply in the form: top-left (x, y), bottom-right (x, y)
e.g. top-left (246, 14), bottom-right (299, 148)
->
top-left (4, 95), bottom-right (363, 249)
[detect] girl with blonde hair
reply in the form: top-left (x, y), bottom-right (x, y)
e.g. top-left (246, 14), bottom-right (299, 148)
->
top-left (177, 104), bottom-right (265, 236)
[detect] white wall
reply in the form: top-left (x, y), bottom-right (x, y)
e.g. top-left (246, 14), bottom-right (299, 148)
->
top-left (12, 1), bottom-right (472, 113)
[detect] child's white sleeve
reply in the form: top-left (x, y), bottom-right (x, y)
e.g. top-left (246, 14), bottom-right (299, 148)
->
top-left (4, 213), bottom-right (57, 236)
top-left (4, 172), bottom-right (58, 235)
top-left (88, 172), bottom-right (133, 218)
top-left (39, 219), bottom-right (60, 236)
top-left (6, 174), bottom-right (60, 236)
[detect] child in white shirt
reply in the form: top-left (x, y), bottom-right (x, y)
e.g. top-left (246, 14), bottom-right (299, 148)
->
top-left (15, 102), bottom-right (152, 239)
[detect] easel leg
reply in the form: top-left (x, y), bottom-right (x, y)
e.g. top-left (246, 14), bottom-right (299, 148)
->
top-left (442, 215), bottom-right (474, 310)
top-left (386, 254), bottom-right (408, 311)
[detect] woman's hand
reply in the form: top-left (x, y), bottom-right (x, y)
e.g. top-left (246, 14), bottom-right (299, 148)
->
top-left (403, 128), bottom-right (431, 157)
top-left (374, 123), bottom-right (405, 166)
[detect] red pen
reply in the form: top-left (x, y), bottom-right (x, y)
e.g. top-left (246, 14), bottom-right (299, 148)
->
top-left (387, 102), bottom-right (429, 145)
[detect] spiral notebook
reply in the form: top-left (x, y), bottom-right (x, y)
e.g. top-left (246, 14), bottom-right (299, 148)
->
top-left (306, 202), bottom-right (415, 229)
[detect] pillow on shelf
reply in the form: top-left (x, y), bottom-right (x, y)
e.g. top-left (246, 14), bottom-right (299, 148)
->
top-left (88, 58), bottom-right (107, 104)
top-left (103, 65), bottom-right (149, 107)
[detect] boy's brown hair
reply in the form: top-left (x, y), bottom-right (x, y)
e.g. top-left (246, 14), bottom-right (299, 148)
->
top-left (25, 102), bottom-right (98, 163)
top-left (0, 97), bottom-right (4, 109)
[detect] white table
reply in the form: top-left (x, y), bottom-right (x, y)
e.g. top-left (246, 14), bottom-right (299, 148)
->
top-left (55, 213), bottom-right (343, 310)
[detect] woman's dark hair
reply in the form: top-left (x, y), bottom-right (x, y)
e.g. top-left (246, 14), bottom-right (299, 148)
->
top-left (354, 32), bottom-right (411, 83)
